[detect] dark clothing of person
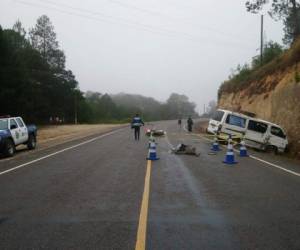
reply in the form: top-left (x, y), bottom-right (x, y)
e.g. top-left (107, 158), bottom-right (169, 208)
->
top-left (187, 117), bottom-right (193, 132)
top-left (178, 119), bottom-right (182, 126)
top-left (134, 127), bottom-right (141, 140)
top-left (131, 116), bottom-right (144, 140)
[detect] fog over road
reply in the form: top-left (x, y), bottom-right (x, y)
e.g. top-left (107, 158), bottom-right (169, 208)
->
top-left (0, 121), bottom-right (299, 249)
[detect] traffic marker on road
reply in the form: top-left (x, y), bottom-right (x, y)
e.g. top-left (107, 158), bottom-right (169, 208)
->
top-left (211, 136), bottom-right (221, 152)
top-left (147, 141), bottom-right (159, 161)
top-left (239, 138), bottom-right (249, 157)
top-left (223, 138), bottom-right (237, 164)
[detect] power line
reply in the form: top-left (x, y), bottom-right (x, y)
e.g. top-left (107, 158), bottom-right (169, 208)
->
top-left (107, 0), bottom-right (258, 41)
top-left (108, 0), bottom-right (178, 20)
top-left (16, 0), bottom-right (255, 50)
top-left (16, 0), bottom-right (179, 38)
top-left (33, 0), bottom-right (255, 47)
top-left (38, 0), bottom-right (217, 42)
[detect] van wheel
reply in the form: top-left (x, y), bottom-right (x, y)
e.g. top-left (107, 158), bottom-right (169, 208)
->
top-left (27, 134), bottom-right (37, 150)
top-left (284, 146), bottom-right (289, 153)
top-left (4, 139), bottom-right (15, 157)
top-left (266, 145), bottom-right (278, 155)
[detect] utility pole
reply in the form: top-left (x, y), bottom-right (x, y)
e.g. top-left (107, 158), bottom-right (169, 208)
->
top-left (74, 93), bottom-right (78, 125)
top-left (260, 14), bottom-right (264, 66)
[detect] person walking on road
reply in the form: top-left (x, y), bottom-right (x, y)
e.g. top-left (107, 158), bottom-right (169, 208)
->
top-left (131, 114), bottom-right (144, 140)
top-left (178, 118), bottom-right (182, 127)
top-left (187, 116), bottom-right (194, 132)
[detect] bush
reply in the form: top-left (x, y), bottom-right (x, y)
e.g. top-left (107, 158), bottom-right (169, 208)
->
top-left (218, 39), bottom-right (300, 98)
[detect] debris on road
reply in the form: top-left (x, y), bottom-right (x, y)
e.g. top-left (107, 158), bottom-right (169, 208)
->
top-left (172, 143), bottom-right (200, 157)
top-left (145, 129), bottom-right (166, 137)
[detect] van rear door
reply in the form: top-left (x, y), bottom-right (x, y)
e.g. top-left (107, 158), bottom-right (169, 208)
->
top-left (268, 126), bottom-right (287, 152)
top-left (245, 119), bottom-right (268, 148)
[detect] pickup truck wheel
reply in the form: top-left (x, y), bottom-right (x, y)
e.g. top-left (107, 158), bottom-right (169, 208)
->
top-left (27, 134), bottom-right (37, 150)
top-left (4, 139), bottom-right (15, 157)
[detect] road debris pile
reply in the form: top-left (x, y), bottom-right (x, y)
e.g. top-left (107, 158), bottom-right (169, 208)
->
top-left (145, 129), bottom-right (166, 137)
top-left (172, 143), bottom-right (200, 157)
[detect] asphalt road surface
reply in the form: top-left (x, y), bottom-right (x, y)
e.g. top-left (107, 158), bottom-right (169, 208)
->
top-left (0, 121), bottom-right (299, 250)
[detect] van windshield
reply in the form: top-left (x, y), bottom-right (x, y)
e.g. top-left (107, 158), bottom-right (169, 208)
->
top-left (212, 110), bottom-right (224, 122)
top-left (225, 114), bottom-right (246, 128)
top-left (0, 119), bottom-right (8, 130)
top-left (248, 120), bottom-right (268, 134)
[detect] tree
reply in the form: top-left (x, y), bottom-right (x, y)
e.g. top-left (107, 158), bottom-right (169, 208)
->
top-left (283, 7), bottom-right (300, 44)
top-left (13, 20), bottom-right (26, 37)
top-left (10, 20), bottom-right (28, 49)
top-left (29, 15), bottom-right (65, 70)
top-left (0, 17), bottom-right (83, 124)
top-left (246, 0), bottom-right (300, 44)
top-left (165, 93), bottom-right (197, 119)
top-left (252, 41), bottom-right (283, 68)
top-left (0, 26), bottom-right (52, 122)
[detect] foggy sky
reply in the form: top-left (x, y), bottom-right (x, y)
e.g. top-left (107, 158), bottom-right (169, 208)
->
top-left (0, 0), bottom-right (284, 113)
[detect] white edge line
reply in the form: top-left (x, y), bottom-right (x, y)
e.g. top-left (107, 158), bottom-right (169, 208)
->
top-left (195, 134), bottom-right (300, 177)
top-left (248, 155), bottom-right (300, 177)
top-left (0, 129), bottom-right (120, 176)
top-left (164, 134), bottom-right (175, 150)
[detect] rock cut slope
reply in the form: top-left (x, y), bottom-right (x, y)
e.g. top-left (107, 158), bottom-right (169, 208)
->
top-left (218, 41), bottom-right (300, 158)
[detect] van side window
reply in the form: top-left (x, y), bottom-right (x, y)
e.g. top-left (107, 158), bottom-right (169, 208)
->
top-left (225, 114), bottom-right (246, 128)
top-left (212, 111), bottom-right (224, 122)
top-left (271, 126), bottom-right (286, 139)
top-left (248, 120), bottom-right (267, 133)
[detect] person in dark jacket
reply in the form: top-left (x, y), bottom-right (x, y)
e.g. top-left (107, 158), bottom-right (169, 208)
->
top-left (187, 116), bottom-right (194, 132)
top-left (178, 119), bottom-right (182, 127)
top-left (131, 114), bottom-right (144, 140)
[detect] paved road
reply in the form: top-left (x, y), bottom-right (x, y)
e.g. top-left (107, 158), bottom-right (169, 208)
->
top-left (0, 121), bottom-right (299, 249)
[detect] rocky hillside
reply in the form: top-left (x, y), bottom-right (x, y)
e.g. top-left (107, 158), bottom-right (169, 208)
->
top-left (218, 42), bottom-right (300, 158)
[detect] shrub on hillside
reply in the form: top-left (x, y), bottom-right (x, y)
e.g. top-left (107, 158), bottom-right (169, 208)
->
top-left (218, 39), bottom-right (300, 98)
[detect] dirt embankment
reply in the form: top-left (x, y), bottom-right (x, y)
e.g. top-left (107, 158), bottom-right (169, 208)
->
top-left (218, 65), bottom-right (300, 159)
top-left (37, 124), bottom-right (124, 148)
top-left (194, 120), bottom-right (209, 134)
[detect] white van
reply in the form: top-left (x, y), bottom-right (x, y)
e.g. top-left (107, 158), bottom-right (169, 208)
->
top-left (244, 118), bottom-right (288, 153)
top-left (207, 109), bottom-right (248, 137)
top-left (207, 109), bottom-right (288, 153)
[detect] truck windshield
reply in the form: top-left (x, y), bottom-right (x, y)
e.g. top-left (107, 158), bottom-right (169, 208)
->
top-left (0, 119), bottom-right (8, 130)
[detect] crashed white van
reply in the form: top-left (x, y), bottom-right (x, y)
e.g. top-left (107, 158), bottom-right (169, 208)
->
top-left (207, 109), bottom-right (248, 137)
top-left (207, 109), bottom-right (288, 153)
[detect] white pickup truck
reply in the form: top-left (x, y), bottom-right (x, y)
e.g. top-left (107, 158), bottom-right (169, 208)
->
top-left (0, 116), bottom-right (37, 157)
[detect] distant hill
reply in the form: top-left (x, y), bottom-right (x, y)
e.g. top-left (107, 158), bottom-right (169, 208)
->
top-left (112, 93), bottom-right (161, 111)
top-left (111, 93), bottom-right (198, 121)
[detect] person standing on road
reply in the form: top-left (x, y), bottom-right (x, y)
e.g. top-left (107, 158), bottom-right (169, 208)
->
top-left (178, 118), bottom-right (182, 127)
top-left (131, 114), bottom-right (144, 141)
top-left (187, 116), bottom-right (194, 132)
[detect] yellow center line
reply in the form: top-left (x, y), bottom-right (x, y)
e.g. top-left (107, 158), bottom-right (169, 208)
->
top-left (135, 160), bottom-right (152, 250)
